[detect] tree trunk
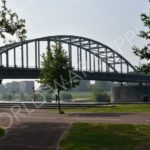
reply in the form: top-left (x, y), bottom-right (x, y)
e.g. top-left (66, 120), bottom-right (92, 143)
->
top-left (57, 89), bottom-right (61, 113)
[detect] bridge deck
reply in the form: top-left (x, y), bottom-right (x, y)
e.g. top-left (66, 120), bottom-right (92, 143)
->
top-left (0, 67), bottom-right (150, 83)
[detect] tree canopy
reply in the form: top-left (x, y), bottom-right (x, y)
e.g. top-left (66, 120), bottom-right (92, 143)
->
top-left (40, 42), bottom-right (79, 91)
top-left (0, 0), bottom-right (27, 43)
top-left (133, 0), bottom-right (150, 73)
top-left (39, 42), bottom-right (80, 113)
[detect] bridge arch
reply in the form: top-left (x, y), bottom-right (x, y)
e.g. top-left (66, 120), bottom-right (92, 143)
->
top-left (0, 35), bottom-right (136, 74)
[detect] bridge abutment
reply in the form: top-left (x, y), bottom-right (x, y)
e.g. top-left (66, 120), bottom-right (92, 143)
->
top-left (111, 85), bottom-right (150, 103)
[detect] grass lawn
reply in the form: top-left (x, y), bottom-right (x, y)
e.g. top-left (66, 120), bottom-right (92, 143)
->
top-left (60, 123), bottom-right (150, 150)
top-left (0, 128), bottom-right (5, 138)
top-left (51, 104), bottom-right (150, 113)
top-left (69, 92), bottom-right (93, 102)
top-left (70, 92), bottom-right (92, 99)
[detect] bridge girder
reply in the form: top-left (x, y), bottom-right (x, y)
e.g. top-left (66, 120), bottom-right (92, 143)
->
top-left (0, 35), bottom-right (137, 75)
top-left (0, 67), bottom-right (149, 83)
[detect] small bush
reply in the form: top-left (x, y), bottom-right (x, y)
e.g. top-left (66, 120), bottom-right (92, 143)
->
top-left (0, 128), bottom-right (5, 138)
top-left (59, 110), bottom-right (65, 114)
top-left (61, 93), bottom-right (72, 100)
top-left (93, 92), bottom-right (110, 102)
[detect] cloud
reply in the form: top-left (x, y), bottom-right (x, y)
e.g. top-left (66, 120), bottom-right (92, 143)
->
top-left (17, 0), bottom-right (37, 12)
top-left (31, 0), bottom-right (82, 24)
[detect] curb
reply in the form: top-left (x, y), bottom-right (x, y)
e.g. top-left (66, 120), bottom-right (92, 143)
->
top-left (56, 124), bottom-right (72, 150)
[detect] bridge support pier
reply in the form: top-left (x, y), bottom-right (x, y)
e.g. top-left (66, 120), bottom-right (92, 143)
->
top-left (111, 85), bottom-right (150, 103)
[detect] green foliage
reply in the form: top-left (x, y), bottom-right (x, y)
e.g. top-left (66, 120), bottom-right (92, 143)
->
top-left (61, 92), bottom-right (72, 100)
top-left (91, 81), bottom-right (110, 102)
top-left (93, 91), bottom-right (110, 102)
top-left (50, 104), bottom-right (150, 113)
top-left (39, 42), bottom-right (80, 92)
top-left (0, 128), bottom-right (5, 138)
top-left (60, 123), bottom-right (150, 150)
top-left (0, 0), bottom-right (27, 43)
top-left (133, 0), bottom-right (150, 73)
top-left (39, 41), bottom-right (80, 113)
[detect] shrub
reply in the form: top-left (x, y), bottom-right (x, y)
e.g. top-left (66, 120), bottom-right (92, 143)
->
top-left (93, 91), bottom-right (110, 102)
top-left (0, 128), bottom-right (5, 138)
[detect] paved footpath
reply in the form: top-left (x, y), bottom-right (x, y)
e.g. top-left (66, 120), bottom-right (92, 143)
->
top-left (0, 108), bottom-right (150, 150)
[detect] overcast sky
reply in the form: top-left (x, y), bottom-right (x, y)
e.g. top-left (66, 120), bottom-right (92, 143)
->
top-left (4, 0), bottom-right (149, 86)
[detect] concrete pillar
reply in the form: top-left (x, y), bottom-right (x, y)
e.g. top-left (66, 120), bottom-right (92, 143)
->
top-left (111, 85), bottom-right (150, 103)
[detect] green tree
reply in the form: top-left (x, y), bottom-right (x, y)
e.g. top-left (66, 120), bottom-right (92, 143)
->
top-left (0, 0), bottom-right (27, 43)
top-left (91, 83), bottom-right (110, 102)
top-left (133, 0), bottom-right (150, 73)
top-left (39, 42), bottom-right (80, 113)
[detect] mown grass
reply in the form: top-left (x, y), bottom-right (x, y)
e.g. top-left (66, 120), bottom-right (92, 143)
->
top-left (68, 92), bottom-right (93, 102)
top-left (60, 123), bottom-right (150, 150)
top-left (70, 92), bottom-right (92, 99)
top-left (51, 104), bottom-right (150, 113)
top-left (0, 128), bottom-right (5, 138)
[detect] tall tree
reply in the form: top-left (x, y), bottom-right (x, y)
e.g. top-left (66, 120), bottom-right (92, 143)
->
top-left (39, 42), bottom-right (80, 113)
top-left (133, 0), bottom-right (150, 73)
top-left (0, 0), bottom-right (27, 43)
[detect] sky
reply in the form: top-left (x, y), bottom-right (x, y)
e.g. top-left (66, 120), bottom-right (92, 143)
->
top-left (3, 0), bottom-right (150, 87)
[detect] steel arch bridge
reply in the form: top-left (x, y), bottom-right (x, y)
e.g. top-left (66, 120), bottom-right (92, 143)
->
top-left (0, 35), bottom-right (150, 83)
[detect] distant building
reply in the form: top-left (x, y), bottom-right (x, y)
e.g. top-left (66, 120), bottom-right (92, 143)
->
top-left (19, 81), bottom-right (34, 93)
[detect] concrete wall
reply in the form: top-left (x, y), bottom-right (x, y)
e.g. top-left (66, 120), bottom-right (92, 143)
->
top-left (111, 85), bottom-right (150, 103)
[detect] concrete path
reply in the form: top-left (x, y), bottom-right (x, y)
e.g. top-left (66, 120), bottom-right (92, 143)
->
top-left (0, 108), bottom-right (150, 150)
top-left (0, 122), bottom-right (68, 150)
